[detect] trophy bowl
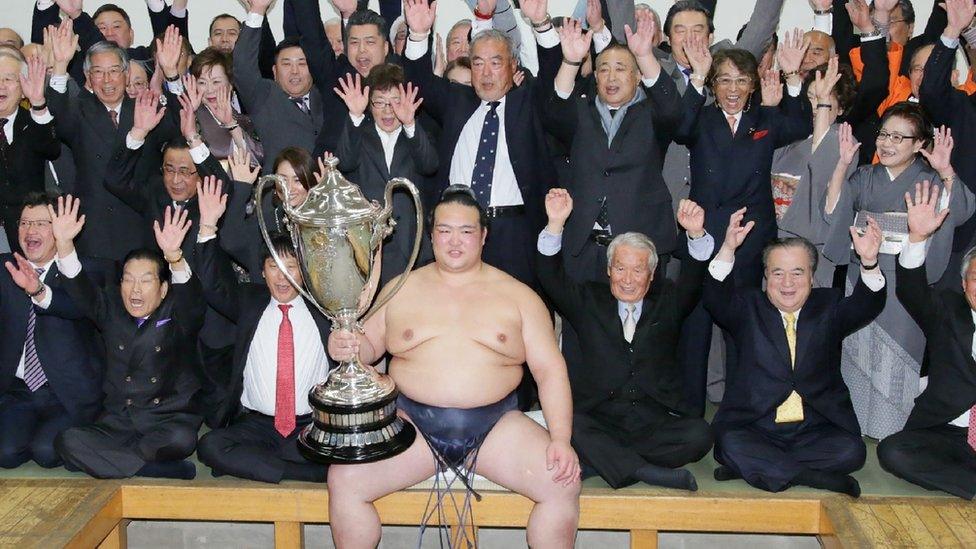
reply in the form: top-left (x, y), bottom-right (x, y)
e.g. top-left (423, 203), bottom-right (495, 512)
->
top-left (255, 157), bottom-right (422, 464)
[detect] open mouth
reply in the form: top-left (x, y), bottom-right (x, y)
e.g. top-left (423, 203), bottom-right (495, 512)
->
top-left (22, 236), bottom-right (42, 253)
top-left (274, 283), bottom-right (292, 295)
top-left (878, 148), bottom-right (897, 159)
top-left (356, 57), bottom-right (371, 70)
top-left (604, 85), bottom-right (619, 96)
top-left (128, 297), bottom-right (145, 312)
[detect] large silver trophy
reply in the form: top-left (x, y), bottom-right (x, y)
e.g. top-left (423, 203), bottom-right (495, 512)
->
top-left (255, 157), bottom-right (422, 463)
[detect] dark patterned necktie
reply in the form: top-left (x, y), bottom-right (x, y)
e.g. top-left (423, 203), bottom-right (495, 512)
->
top-left (291, 96), bottom-right (310, 116)
top-left (470, 101), bottom-right (501, 209)
top-left (0, 118), bottom-right (9, 151)
top-left (596, 197), bottom-right (611, 232)
top-left (23, 268), bottom-right (47, 391)
top-left (109, 110), bottom-right (119, 129)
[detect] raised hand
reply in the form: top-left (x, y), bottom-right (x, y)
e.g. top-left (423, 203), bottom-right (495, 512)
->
top-left (313, 152), bottom-right (337, 182)
top-left (49, 194), bottom-right (86, 245)
top-left (47, 19), bottom-right (79, 75)
top-left (181, 73), bottom-right (204, 112)
top-left (4, 253), bottom-right (43, 293)
top-left (811, 56), bottom-right (841, 103)
top-left (54, 0), bottom-right (83, 19)
top-left (196, 176), bottom-right (228, 227)
top-left (837, 122), bottom-right (861, 166)
top-left (624, 8), bottom-right (657, 58)
top-left (153, 206), bottom-right (192, 256)
top-left (776, 28), bottom-right (809, 75)
top-left (331, 0), bottom-right (357, 19)
top-left (809, 0), bottom-right (832, 11)
top-left (558, 18), bottom-right (592, 64)
top-left (177, 93), bottom-right (201, 144)
top-left (228, 148), bottom-right (260, 184)
top-left (392, 83), bottom-right (423, 127)
top-left (919, 126), bottom-right (955, 187)
top-left (155, 25), bottom-right (184, 79)
top-left (850, 216), bottom-right (882, 264)
top-left (520, 0), bottom-right (549, 25)
top-left (248, 0), bottom-right (274, 15)
top-left (760, 69), bottom-right (783, 106)
top-left (905, 180), bottom-right (950, 242)
top-left (873, 0), bottom-right (900, 14)
top-left (944, 0), bottom-right (976, 38)
top-left (721, 207), bottom-right (755, 253)
top-left (844, 0), bottom-right (874, 33)
top-left (544, 188), bottom-right (573, 232)
top-left (213, 84), bottom-right (236, 126)
top-left (683, 33), bottom-right (712, 78)
top-left (403, 0), bottom-right (437, 34)
top-left (676, 199), bottom-right (706, 238)
top-left (475, 0), bottom-right (497, 17)
top-left (20, 56), bottom-right (48, 108)
top-left (333, 73), bottom-right (370, 117)
top-left (434, 33), bottom-right (447, 76)
top-left (130, 89), bottom-right (166, 141)
top-left (513, 69), bottom-right (525, 87)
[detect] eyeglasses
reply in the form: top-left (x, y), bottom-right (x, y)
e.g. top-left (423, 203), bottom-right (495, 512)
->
top-left (18, 220), bottom-right (51, 229)
top-left (714, 76), bottom-right (752, 88)
top-left (163, 166), bottom-right (198, 177)
top-left (370, 99), bottom-right (401, 110)
top-left (876, 131), bottom-right (917, 144)
top-left (126, 80), bottom-right (148, 92)
top-left (89, 66), bottom-right (125, 80)
top-left (889, 18), bottom-right (907, 24)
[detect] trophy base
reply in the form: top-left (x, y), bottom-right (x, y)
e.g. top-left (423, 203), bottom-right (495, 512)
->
top-left (297, 420), bottom-right (416, 464)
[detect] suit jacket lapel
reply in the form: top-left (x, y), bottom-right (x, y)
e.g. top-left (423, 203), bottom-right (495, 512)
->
top-left (85, 98), bottom-right (119, 146)
top-left (794, 297), bottom-right (825, 371)
top-left (759, 299), bottom-right (792, 368)
top-left (949, 297), bottom-right (976, 367)
top-left (362, 128), bottom-right (392, 181)
top-left (390, 132), bottom-right (411, 176)
top-left (12, 108), bottom-right (30, 143)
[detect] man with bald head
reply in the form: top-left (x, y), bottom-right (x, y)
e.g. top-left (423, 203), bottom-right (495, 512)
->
top-left (0, 30), bottom-right (24, 49)
top-left (800, 30), bottom-right (834, 78)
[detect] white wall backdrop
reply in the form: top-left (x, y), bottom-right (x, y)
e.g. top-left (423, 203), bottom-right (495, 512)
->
top-left (0, 0), bottom-right (937, 53)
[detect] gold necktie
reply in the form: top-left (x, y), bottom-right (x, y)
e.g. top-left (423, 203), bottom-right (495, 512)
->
top-left (775, 311), bottom-right (804, 423)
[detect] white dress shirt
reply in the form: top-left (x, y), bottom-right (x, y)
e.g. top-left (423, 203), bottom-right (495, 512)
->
top-left (241, 296), bottom-right (329, 416)
top-left (349, 113), bottom-right (416, 170)
top-left (2, 106), bottom-right (55, 143)
top-left (15, 258), bottom-right (55, 380)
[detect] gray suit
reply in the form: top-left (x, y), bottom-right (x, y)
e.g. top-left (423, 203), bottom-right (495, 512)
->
top-left (233, 22), bottom-right (324, 171)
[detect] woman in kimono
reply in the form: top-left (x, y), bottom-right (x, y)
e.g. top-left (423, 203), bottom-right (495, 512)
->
top-left (822, 102), bottom-right (973, 439)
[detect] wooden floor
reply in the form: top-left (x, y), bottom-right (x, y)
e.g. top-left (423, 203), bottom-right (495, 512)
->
top-left (0, 478), bottom-right (973, 548)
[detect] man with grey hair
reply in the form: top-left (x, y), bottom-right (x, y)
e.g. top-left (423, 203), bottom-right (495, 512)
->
top-left (536, 188), bottom-right (717, 490)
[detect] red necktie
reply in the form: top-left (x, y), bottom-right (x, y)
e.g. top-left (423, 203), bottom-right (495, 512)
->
top-left (968, 405), bottom-right (976, 452)
top-left (275, 304), bottom-right (296, 437)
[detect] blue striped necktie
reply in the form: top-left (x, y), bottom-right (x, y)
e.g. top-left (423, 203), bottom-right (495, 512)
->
top-left (23, 268), bottom-right (47, 391)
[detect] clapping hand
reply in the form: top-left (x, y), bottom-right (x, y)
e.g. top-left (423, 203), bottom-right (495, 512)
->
top-left (392, 83), bottom-right (423, 127)
top-left (905, 180), bottom-right (950, 243)
top-left (544, 188), bottom-right (573, 233)
top-left (850, 216), bottom-right (882, 265)
top-left (334, 73), bottom-right (370, 118)
top-left (676, 199), bottom-right (705, 238)
top-left (153, 206), bottom-right (192, 258)
top-left (558, 18), bottom-right (592, 64)
top-left (49, 195), bottom-right (86, 247)
top-left (196, 176), bottom-right (228, 228)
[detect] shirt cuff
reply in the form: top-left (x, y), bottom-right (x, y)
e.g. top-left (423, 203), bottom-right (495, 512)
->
top-left (861, 33), bottom-right (885, 43)
top-left (57, 249), bottom-right (82, 278)
top-left (941, 35), bottom-right (961, 49)
top-left (641, 74), bottom-right (660, 88)
top-left (245, 12), bottom-right (264, 29)
top-left (349, 112), bottom-right (365, 127)
top-left (49, 74), bottom-right (68, 94)
top-left (691, 82), bottom-right (706, 96)
top-left (165, 79), bottom-right (185, 96)
top-left (126, 133), bottom-right (145, 149)
top-left (189, 143), bottom-right (211, 164)
top-left (786, 82), bottom-right (802, 97)
top-left (146, 0), bottom-right (165, 13)
top-left (405, 32), bottom-right (431, 60)
top-left (813, 13), bottom-right (832, 34)
top-left (402, 123), bottom-right (416, 138)
top-left (33, 284), bottom-right (53, 309)
top-left (707, 257), bottom-right (734, 282)
top-left (554, 83), bottom-right (573, 99)
top-left (687, 232), bottom-right (715, 261)
top-left (197, 232), bottom-right (217, 244)
top-left (36, 0), bottom-right (56, 9)
top-left (535, 26), bottom-right (559, 49)
top-left (30, 110), bottom-right (53, 125)
top-left (471, 17), bottom-right (492, 37)
top-left (898, 238), bottom-right (928, 269)
top-left (592, 26), bottom-right (612, 54)
top-left (860, 270), bottom-right (885, 292)
top-left (170, 263), bottom-right (192, 284)
top-left (537, 228), bottom-right (562, 256)
top-left (170, 6), bottom-right (187, 18)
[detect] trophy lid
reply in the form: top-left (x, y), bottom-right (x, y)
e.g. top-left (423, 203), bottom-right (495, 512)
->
top-left (286, 157), bottom-right (377, 226)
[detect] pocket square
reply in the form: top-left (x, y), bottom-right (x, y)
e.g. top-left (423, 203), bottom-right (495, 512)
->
top-left (752, 129), bottom-right (769, 140)
top-left (155, 318), bottom-right (171, 327)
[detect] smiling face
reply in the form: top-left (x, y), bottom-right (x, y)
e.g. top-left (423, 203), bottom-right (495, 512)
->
top-left (801, 31), bottom-right (833, 75)
top-left (764, 246), bottom-right (813, 314)
top-left (125, 61), bottom-right (148, 99)
top-left (162, 148), bottom-right (200, 202)
top-left (325, 21), bottom-right (344, 57)
top-left (94, 10), bottom-right (134, 49)
top-left (264, 254), bottom-right (303, 303)
top-left (712, 60), bottom-right (754, 115)
top-left (909, 44), bottom-right (933, 99)
top-left (876, 115), bottom-right (924, 170)
top-left (595, 48), bottom-right (639, 108)
top-left (18, 205), bottom-right (56, 265)
top-left (209, 16), bottom-right (241, 53)
top-left (87, 50), bottom-right (127, 107)
top-left (120, 258), bottom-right (168, 319)
top-left (370, 87), bottom-right (402, 133)
top-left (668, 10), bottom-right (712, 67)
top-left (346, 24), bottom-right (388, 77)
top-left (470, 37), bottom-right (516, 102)
top-left (272, 46), bottom-right (312, 98)
top-left (0, 56), bottom-right (23, 118)
top-left (888, 5), bottom-right (914, 46)
top-left (431, 202), bottom-right (486, 273)
top-left (275, 161), bottom-right (309, 208)
top-left (447, 23), bottom-right (471, 62)
top-left (197, 64), bottom-right (230, 109)
top-left (608, 244), bottom-right (653, 303)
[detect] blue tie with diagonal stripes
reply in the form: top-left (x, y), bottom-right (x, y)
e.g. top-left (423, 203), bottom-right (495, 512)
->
top-left (23, 268), bottom-right (47, 391)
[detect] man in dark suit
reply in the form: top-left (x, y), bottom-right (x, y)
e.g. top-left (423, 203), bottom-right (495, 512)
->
top-left (705, 210), bottom-right (886, 496)
top-left (878, 181), bottom-right (976, 500)
top-left (46, 24), bottom-right (178, 262)
top-left (52, 196), bottom-right (205, 479)
top-left (233, 0), bottom-right (324, 173)
top-left (0, 52), bottom-right (61, 250)
top-left (537, 189), bottom-right (714, 490)
top-left (334, 64), bottom-right (437, 283)
top-left (193, 180), bottom-right (333, 484)
top-left (0, 193), bottom-right (105, 469)
top-left (401, 0), bottom-right (559, 285)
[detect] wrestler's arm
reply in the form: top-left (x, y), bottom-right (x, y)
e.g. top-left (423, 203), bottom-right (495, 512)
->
top-left (520, 288), bottom-right (580, 485)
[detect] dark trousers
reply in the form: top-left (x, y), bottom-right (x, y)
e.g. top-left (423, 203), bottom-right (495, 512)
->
top-left (0, 380), bottom-right (78, 468)
top-left (55, 411), bottom-right (200, 479)
top-left (715, 411), bottom-right (866, 493)
top-left (878, 425), bottom-right (976, 500)
top-left (572, 397), bottom-right (713, 488)
top-left (197, 411), bottom-right (327, 484)
top-left (481, 214), bottom-right (535, 287)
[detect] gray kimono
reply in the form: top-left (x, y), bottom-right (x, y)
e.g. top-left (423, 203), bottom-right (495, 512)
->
top-left (823, 158), bottom-right (975, 439)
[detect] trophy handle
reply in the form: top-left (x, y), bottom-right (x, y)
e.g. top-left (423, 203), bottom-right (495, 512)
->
top-left (255, 175), bottom-right (336, 322)
top-left (360, 177), bottom-right (424, 323)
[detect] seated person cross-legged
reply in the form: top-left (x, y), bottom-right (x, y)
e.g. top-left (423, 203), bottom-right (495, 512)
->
top-left (535, 189), bottom-right (713, 491)
top-left (326, 186), bottom-right (581, 549)
top-left (879, 182), bottom-right (976, 500)
top-left (706, 209), bottom-right (886, 497)
top-left (52, 197), bottom-right (205, 480)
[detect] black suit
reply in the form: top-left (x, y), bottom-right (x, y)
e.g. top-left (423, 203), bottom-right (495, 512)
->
top-left (877, 261), bottom-right (976, 500)
top-left (705, 268), bottom-right (885, 492)
top-left (193, 238), bottom-right (333, 483)
top-left (54, 259), bottom-right (205, 479)
top-left (0, 109), bottom-right (61, 249)
top-left (402, 43), bottom-right (560, 284)
top-left (0, 256), bottom-right (106, 468)
top-left (336, 116), bottom-right (438, 283)
top-left (537, 244), bottom-right (713, 487)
